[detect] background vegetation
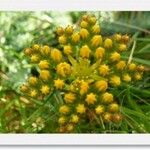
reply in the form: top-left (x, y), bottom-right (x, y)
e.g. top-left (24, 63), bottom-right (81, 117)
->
top-left (0, 11), bottom-right (150, 133)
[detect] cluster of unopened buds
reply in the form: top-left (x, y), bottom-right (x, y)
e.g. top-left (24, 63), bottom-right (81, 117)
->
top-left (20, 14), bottom-right (145, 133)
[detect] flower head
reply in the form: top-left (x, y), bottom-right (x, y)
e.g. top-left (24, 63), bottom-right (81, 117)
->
top-left (21, 14), bottom-right (145, 133)
top-left (110, 75), bottom-right (121, 87)
top-left (40, 85), bottom-right (50, 95)
top-left (39, 60), bottom-right (49, 69)
top-left (56, 62), bottom-right (71, 77)
top-left (80, 45), bottom-right (91, 58)
top-left (64, 93), bottom-right (76, 103)
top-left (51, 48), bottom-right (62, 62)
top-left (39, 70), bottom-right (51, 81)
top-left (102, 92), bottom-right (114, 104)
top-left (99, 64), bottom-right (110, 76)
top-left (95, 80), bottom-right (108, 92)
top-left (79, 28), bottom-right (89, 39)
top-left (95, 47), bottom-right (105, 59)
top-left (95, 105), bottom-right (105, 115)
top-left (59, 105), bottom-right (70, 114)
top-left (91, 35), bottom-right (102, 47)
top-left (104, 38), bottom-right (113, 49)
top-left (54, 79), bottom-right (64, 89)
top-left (76, 104), bottom-right (86, 114)
top-left (85, 93), bottom-right (97, 105)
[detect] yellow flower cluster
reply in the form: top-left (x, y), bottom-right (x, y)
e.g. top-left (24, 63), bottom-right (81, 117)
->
top-left (21, 14), bottom-right (145, 133)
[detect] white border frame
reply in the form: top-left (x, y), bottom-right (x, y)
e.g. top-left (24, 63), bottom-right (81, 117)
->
top-left (0, 0), bottom-right (150, 11)
top-left (0, 0), bottom-right (150, 146)
top-left (0, 134), bottom-right (150, 145)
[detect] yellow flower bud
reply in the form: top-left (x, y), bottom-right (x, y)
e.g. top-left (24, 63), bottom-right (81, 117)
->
top-left (102, 92), bottom-right (114, 104)
top-left (28, 76), bottom-right (38, 86)
top-left (114, 34), bottom-right (122, 42)
top-left (59, 126), bottom-right (66, 133)
top-left (39, 70), bottom-right (50, 81)
top-left (103, 112), bottom-right (112, 122)
top-left (91, 35), bottom-right (103, 47)
top-left (137, 65), bottom-right (145, 72)
top-left (110, 75), bottom-right (121, 87)
top-left (89, 16), bottom-right (96, 25)
top-left (58, 116), bottom-right (66, 125)
top-left (32, 44), bottom-right (40, 52)
top-left (30, 90), bottom-right (37, 98)
top-left (56, 27), bottom-right (64, 36)
top-left (112, 113), bottom-right (122, 123)
top-left (40, 85), bottom-right (50, 95)
top-left (71, 114), bottom-right (79, 123)
top-left (79, 28), bottom-right (89, 39)
top-left (134, 73), bottom-right (142, 80)
top-left (116, 61), bottom-right (126, 70)
top-left (59, 105), bottom-right (70, 114)
top-left (80, 81), bottom-right (89, 95)
top-left (71, 32), bottom-right (80, 43)
top-left (65, 25), bottom-right (74, 35)
top-left (85, 93), bottom-right (97, 105)
top-left (20, 84), bottom-right (28, 93)
top-left (80, 45), bottom-right (91, 58)
top-left (80, 20), bottom-right (88, 28)
top-left (95, 105), bottom-right (105, 115)
top-left (95, 47), bottom-right (105, 59)
top-left (54, 79), bottom-right (64, 89)
top-left (104, 38), bottom-right (113, 49)
top-left (56, 62), bottom-right (71, 77)
top-left (122, 74), bottom-right (131, 82)
top-left (58, 35), bottom-right (67, 45)
top-left (24, 48), bottom-right (32, 56)
top-left (92, 25), bottom-right (100, 34)
top-left (39, 60), bottom-right (49, 69)
top-left (121, 34), bottom-right (129, 43)
top-left (64, 93), bottom-right (76, 103)
top-left (31, 54), bottom-right (40, 63)
top-left (99, 64), bottom-right (110, 76)
top-left (95, 80), bottom-right (108, 92)
top-left (128, 63), bottom-right (136, 71)
top-left (82, 14), bottom-right (89, 21)
top-left (63, 45), bottom-right (72, 55)
top-left (109, 103), bottom-right (119, 113)
top-left (110, 52), bottom-right (120, 62)
top-left (118, 44), bottom-right (127, 52)
top-left (76, 104), bottom-right (86, 114)
top-left (41, 45), bottom-right (51, 55)
top-left (51, 48), bottom-right (62, 62)
top-left (66, 124), bottom-right (74, 132)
